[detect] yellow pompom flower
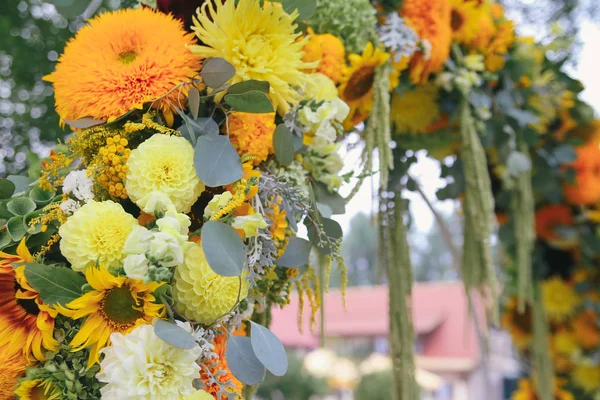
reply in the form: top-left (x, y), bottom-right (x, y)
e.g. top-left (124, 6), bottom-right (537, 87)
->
top-left (541, 277), bottom-right (580, 322)
top-left (573, 364), bottom-right (600, 393)
top-left (302, 29), bottom-right (346, 84)
top-left (391, 84), bottom-right (440, 134)
top-left (173, 243), bottom-right (249, 325)
top-left (59, 200), bottom-right (138, 272)
top-left (228, 112), bottom-right (276, 164)
top-left (14, 379), bottom-right (62, 400)
top-left (126, 134), bottom-right (204, 213)
top-left (190, 0), bottom-right (317, 115)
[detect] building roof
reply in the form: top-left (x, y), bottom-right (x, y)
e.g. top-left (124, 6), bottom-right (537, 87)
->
top-left (270, 281), bottom-right (485, 371)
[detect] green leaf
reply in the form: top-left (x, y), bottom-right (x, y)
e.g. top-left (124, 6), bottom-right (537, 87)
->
top-left (0, 179), bottom-right (16, 199)
top-left (25, 264), bottom-right (86, 306)
top-left (249, 321), bottom-right (288, 376)
top-left (552, 145), bottom-right (577, 164)
top-left (278, 0), bottom-right (316, 20)
top-left (7, 216), bottom-right (26, 241)
top-left (188, 87), bottom-right (201, 120)
top-left (7, 197), bottom-right (36, 216)
top-left (306, 217), bottom-right (343, 254)
top-left (29, 186), bottom-right (55, 206)
top-left (506, 108), bottom-right (538, 128)
top-left (0, 231), bottom-right (11, 249)
top-left (63, 117), bottom-right (105, 129)
top-left (226, 335), bottom-right (266, 385)
top-left (201, 58), bottom-right (236, 88)
top-left (276, 237), bottom-right (312, 268)
top-left (227, 80), bottom-right (270, 95)
top-left (153, 319), bottom-right (197, 349)
top-left (313, 183), bottom-right (345, 215)
top-left (179, 116), bottom-right (220, 140)
top-left (7, 176), bottom-right (32, 195)
top-left (0, 203), bottom-right (12, 219)
top-left (194, 135), bottom-right (244, 187)
top-left (48, 0), bottom-right (91, 18)
top-left (224, 90), bottom-right (274, 113)
top-left (201, 221), bottom-right (244, 277)
top-left (273, 124), bottom-right (294, 166)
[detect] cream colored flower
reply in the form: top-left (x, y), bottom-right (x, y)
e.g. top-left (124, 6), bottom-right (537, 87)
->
top-left (302, 73), bottom-right (339, 102)
top-left (173, 243), bottom-right (249, 325)
top-left (97, 324), bottom-right (202, 399)
top-left (126, 134), bottom-right (204, 213)
top-left (59, 200), bottom-right (138, 272)
top-left (137, 190), bottom-right (175, 215)
top-left (123, 254), bottom-right (150, 281)
top-left (203, 192), bottom-right (233, 219)
top-left (184, 390), bottom-right (215, 400)
top-left (232, 213), bottom-right (268, 238)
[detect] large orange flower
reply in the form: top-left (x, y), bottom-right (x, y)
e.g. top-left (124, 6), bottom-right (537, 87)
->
top-left (562, 128), bottom-right (600, 205)
top-left (400, 0), bottom-right (452, 83)
top-left (534, 204), bottom-right (574, 248)
top-left (45, 8), bottom-right (201, 125)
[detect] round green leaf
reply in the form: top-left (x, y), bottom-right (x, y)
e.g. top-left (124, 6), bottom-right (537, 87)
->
top-left (7, 175), bottom-right (32, 195)
top-left (226, 335), bottom-right (266, 385)
top-left (227, 80), bottom-right (270, 95)
top-left (7, 216), bottom-right (26, 241)
top-left (279, 0), bottom-right (316, 20)
top-left (224, 90), bottom-right (274, 113)
top-left (277, 237), bottom-right (312, 268)
top-left (153, 320), bottom-right (197, 349)
top-left (201, 221), bottom-right (244, 277)
top-left (249, 321), bottom-right (288, 376)
top-left (273, 124), bottom-right (294, 166)
top-left (0, 231), bottom-right (11, 249)
top-left (0, 179), bottom-right (16, 199)
top-left (50, 0), bottom-right (90, 18)
top-left (29, 186), bottom-right (55, 206)
top-left (7, 197), bottom-right (37, 216)
top-left (194, 135), bottom-right (244, 187)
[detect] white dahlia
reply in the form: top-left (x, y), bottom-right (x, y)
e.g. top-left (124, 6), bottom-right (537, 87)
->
top-left (97, 324), bottom-right (202, 399)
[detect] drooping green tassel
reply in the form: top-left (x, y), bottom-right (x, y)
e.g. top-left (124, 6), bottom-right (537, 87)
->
top-left (459, 98), bottom-right (498, 324)
top-left (532, 283), bottom-right (554, 400)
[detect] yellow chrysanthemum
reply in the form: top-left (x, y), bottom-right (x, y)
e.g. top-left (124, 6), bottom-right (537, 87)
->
top-left (268, 202), bottom-right (288, 243)
top-left (190, 0), bottom-right (316, 115)
top-left (14, 378), bottom-right (62, 400)
top-left (302, 29), bottom-right (346, 84)
top-left (391, 84), bottom-right (440, 134)
top-left (449, 0), bottom-right (482, 44)
top-left (0, 239), bottom-right (58, 362)
top-left (338, 42), bottom-right (390, 130)
top-left (541, 277), bottom-right (579, 322)
top-left (59, 200), bottom-right (138, 272)
top-left (56, 267), bottom-right (164, 368)
top-left (573, 364), bottom-right (600, 393)
top-left (173, 243), bottom-right (249, 325)
top-left (44, 8), bottom-right (201, 124)
top-left (126, 134), bottom-right (204, 213)
top-left (228, 112), bottom-right (276, 164)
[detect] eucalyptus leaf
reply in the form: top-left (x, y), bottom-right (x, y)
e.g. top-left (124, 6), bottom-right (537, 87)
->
top-left (188, 87), bottom-right (201, 120)
top-left (180, 116), bottom-right (220, 139)
top-left (552, 145), bottom-right (578, 164)
top-left (226, 335), bottom-right (266, 385)
top-left (249, 321), bottom-right (288, 376)
top-left (201, 221), bottom-right (244, 277)
top-left (506, 108), bottom-right (538, 128)
top-left (153, 319), bottom-right (197, 349)
top-left (227, 80), bottom-right (270, 95)
top-left (273, 124), bottom-right (294, 166)
top-left (224, 90), bottom-right (274, 113)
top-left (25, 264), bottom-right (86, 306)
top-left (507, 151), bottom-right (532, 176)
top-left (313, 183), bottom-right (345, 215)
top-left (194, 135), bottom-right (243, 187)
top-left (276, 237), bottom-right (312, 268)
top-left (7, 216), bottom-right (26, 241)
top-left (49, 0), bottom-right (90, 18)
top-left (63, 117), bottom-right (106, 129)
top-left (7, 197), bottom-right (36, 216)
top-left (0, 179), bottom-right (15, 199)
top-left (316, 203), bottom-right (333, 218)
top-left (281, 197), bottom-right (298, 232)
top-left (201, 58), bottom-right (236, 88)
top-left (278, 0), bottom-right (316, 20)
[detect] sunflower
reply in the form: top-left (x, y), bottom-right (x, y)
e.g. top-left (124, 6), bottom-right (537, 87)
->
top-left (573, 364), bottom-right (600, 393)
top-left (400, 0), bottom-right (452, 83)
top-left (56, 267), bottom-right (165, 367)
top-left (190, 0), bottom-right (316, 115)
top-left (338, 42), bottom-right (390, 130)
top-left (448, 0), bottom-right (481, 44)
top-left (541, 277), bottom-right (579, 322)
top-left (534, 204), bottom-right (574, 248)
top-left (573, 310), bottom-right (600, 350)
top-left (267, 202), bottom-right (288, 243)
top-left (501, 297), bottom-right (532, 350)
top-left (44, 8), bottom-right (201, 125)
top-left (200, 332), bottom-right (243, 399)
top-left (391, 84), bottom-right (440, 134)
top-left (0, 346), bottom-right (27, 399)
top-left (0, 239), bottom-right (58, 362)
top-left (14, 378), bottom-right (62, 400)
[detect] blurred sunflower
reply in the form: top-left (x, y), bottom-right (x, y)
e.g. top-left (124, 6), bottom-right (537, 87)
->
top-left (191, 0), bottom-right (316, 115)
top-left (57, 267), bottom-right (165, 368)
top-left (501, 297), bottom-right (532, 350)
top-left (400, 0), bottom-right (452, 83)
top-left (448, 0), bottom-right (480, 43)
top-left (391, 84), bottom-right (440, 134)
top-left (338, 42), bottom-right (390, 130)
top-left (0, 239), bottom-right (58, 362)
top-left (14, 378), bottom-right (62, 400)
top-left (573, 364), bottom-right (600, 393)
top-left (0, 346), bottom-right (27, 399)
top-left (541, 277), bottom-right (579, 322)
top-left (45, 8), bottom-right (201, 125)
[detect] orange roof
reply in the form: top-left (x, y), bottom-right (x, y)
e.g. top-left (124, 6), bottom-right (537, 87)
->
top-left (270, 282), bottom-right (485, 367)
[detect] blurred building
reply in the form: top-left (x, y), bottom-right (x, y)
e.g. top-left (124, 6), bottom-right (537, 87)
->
top-left (270, 282), bottom-right (520, 400)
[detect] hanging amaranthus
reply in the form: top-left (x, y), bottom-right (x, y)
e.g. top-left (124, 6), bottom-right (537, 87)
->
top-left (532, 283), bottom-right (554, 400)
top-left (459, 98), bottom-right (498, 323)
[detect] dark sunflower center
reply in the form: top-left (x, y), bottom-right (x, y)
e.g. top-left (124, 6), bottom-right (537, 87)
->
top-left (451, 9), bottom-right (465, 31)
top-left (343, 65), bottom-right (376, 102)
top-left (15, 280), bottom-right (40, 316)
top-left (119, 50), bottom-right (138, 65)
top-left (102, 286), bottom-right (143, 326)
top-left (29, 384), bottom-right (46, 400)
top-left (511, 305), bottom-right (533, 334)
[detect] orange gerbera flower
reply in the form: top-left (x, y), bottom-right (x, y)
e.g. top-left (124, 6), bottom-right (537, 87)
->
top-left (45, 8), bottom-right (201, 125)
top-left (534, 204), bottom-right (574, 247)
top-left (201, 332), bottom-right (243, 399)
top-left (400, 0), bottom-right (452, 83)
top-left (0, 239), bottom-right (58, 362)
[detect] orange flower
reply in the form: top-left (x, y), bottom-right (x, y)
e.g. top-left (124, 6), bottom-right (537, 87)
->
top-left (44, 8), bottom-right (201, 125)
top-left (0, 345), bottom-right (27, 399)
top-left (573, 310), bottom-right (600, 349)
top-left (228, 112), bottom-right (276, 165)
top-left (562, 129), bottom-right (600, 205)
top-left (534, 204), bottom-right (573, 243)
top-left (302, 29), bottom-right (346, 84)
top-left (201, 332), bottom-right (243, 399)
top-left (400, 0), bottom-right (452, 83)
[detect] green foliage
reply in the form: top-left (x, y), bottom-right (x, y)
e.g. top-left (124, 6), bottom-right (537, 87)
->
top-left (355, 370), bottom-right (394, 400)
top-left (25, 263), bottom-right (86, 306)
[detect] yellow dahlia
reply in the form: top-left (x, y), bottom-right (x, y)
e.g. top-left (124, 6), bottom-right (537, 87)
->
top-left (190, 0), bottom-right (317, 115)
top-left (44, 8), bottom-right (201, 125)
top-left (0, 347), bottom-right (26, 399)
top-left (302, 29), bottom-right (346, 84)
top-left (0, 239), bottom-right (58, 362)
top-left (56, 267), bottom-right (164, 368)
top-left (391, 84), bottom-right (440, 134)
top-left (126, 134), bottom-right (204, 213)
top-left (400, 0), bottom-right (452, 83)
top-left (14, 379), bottom-right (62, 400)
top-left (228, 112), bottom-right (276, 164)
top-left (573, 364), bottom-right (600, 393)
top-left (59, 200), bottom-right (138, 272)
top-left (173, 243), bottom-right (249, 325)
top-left (338, 42), bottom-right (390, 130)
top-left (541, 277), bottom-right (579, 322)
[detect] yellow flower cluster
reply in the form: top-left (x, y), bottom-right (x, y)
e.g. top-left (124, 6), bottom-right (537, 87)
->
top-left (98, 135), bottom-right (131, 199)
top-left (228, 112), bottom-right (276, 164)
